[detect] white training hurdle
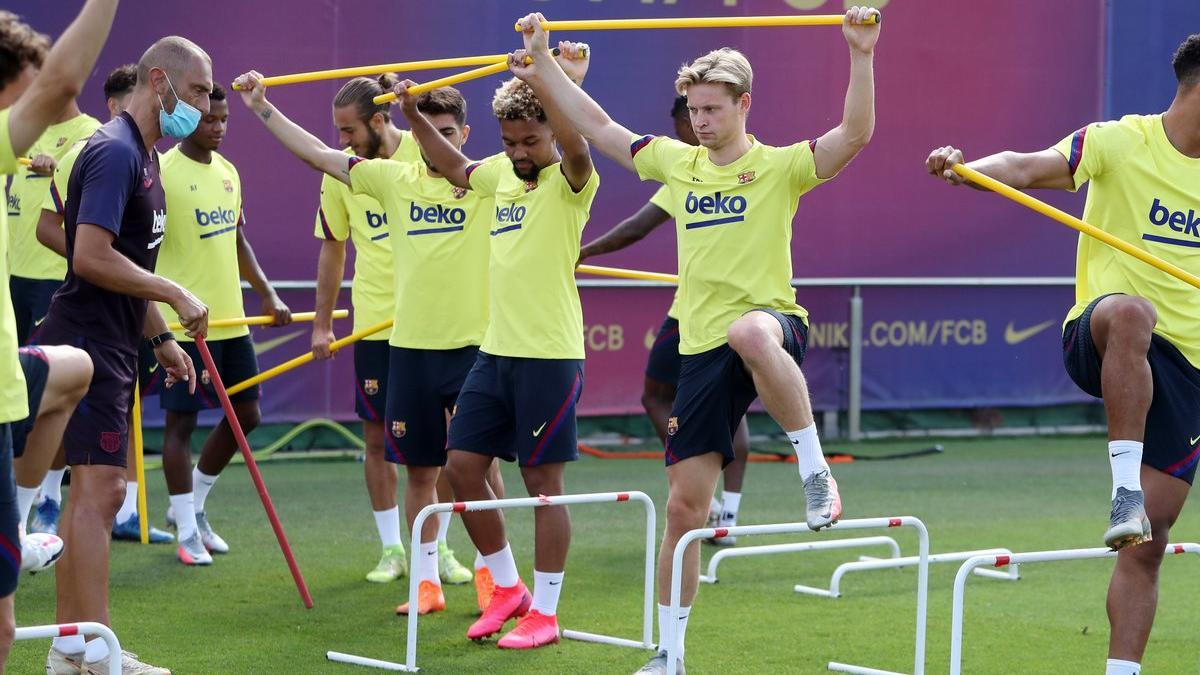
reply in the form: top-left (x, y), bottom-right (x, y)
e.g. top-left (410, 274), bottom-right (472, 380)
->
top-left (949, 542), bottom-right (1200, 675)
top-left (15, 622), bottom-right (121, 673)
top-left (699, 536), bottom-right (902, 585)
top-left (794, 547), bottom-right (1020, 599)
top-left (667, 516), bottom-right (930, 675)
top-left (327, 490), bottom-right (656, 672)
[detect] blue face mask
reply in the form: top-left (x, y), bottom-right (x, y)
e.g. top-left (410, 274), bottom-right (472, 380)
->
top-left (157, 73), bottom-right (200, 139)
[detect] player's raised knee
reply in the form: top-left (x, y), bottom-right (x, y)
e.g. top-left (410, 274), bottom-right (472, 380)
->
top-left (726, 315), bottom-right (777, 362)
top-left (1101, 296), bottom-right (1158, 335)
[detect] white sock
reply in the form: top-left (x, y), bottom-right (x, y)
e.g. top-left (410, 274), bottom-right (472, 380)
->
top-left (116, 481), bottom-right (138, 523)
top-left (1109, 441), bottom-right (1143, 498)
top-left (192, 468), bottom-right (219, 513)
top-left (52, 635), bottom-right (85, 655)
top-left (720, 490), bottom-right (741, 525)
top-left (374, 506), bottom-right (402, 550)
top-left (436, 511), bottom-right (451, 544)
top-left (657, 603), bottom-right (691, 655)
top-left (40, 468), bottom-right (66, 504)
top-left (788, 424), bottom-right (828, 479)
top-left (530, 569), bottom-right (564, 616)
top-left (170, 493), bottom-right (198, 542)
top-left (709, 496), bottom-right (721, 515)
top-left (1106, 658), bottom-right (1141, 675)
top-left (83, 637), bottom-right (109, 663)
top-left (483, 543), bottom-right (519, 587)
top-left (474, 551), bottom-right (485, 571)
top-left (16, 486), bottom-right (38, 532)
top-left (419, 541), bottom-right (441, 585)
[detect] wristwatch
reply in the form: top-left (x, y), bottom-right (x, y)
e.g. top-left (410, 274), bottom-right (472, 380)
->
top-left (149, 331), bottom-right (176, 348)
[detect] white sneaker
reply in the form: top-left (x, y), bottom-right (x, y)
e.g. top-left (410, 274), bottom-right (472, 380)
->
top-left (82, 650), bottom-right (170, 674)
top-left (21, 532), bottom-right (64, 573)
top-left (46, 647), bottom-right (83, 675)
top-left (195, 512), bottom-right (229, 554)
top-left (177, 532), bottom-right (213, 566)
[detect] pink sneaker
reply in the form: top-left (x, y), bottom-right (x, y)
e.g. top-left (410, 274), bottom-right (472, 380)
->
top-left (497, 610), bottom-right (560, 649)
top-left (466, 580), bottom-right (531, 640)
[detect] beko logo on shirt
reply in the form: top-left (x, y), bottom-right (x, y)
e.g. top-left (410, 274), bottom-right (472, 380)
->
top-left (683, 191), bottom-right (747, 230)
top-left (490, 203), bottom-right (525, 236)
top-left (410, 202), bottom-right (466, 225)
top-left (148, 209), bottom-right (166, 250)
top-left (194, 207), bottom-right (237, 227)
top-left (365, 210), bottom-right (388, 229)
top-left (1148, 198), bottom-right (1200, 237)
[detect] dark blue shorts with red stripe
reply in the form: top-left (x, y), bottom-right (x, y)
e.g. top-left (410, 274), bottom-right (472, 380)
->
top-left (159, 335), bottom-right (260, 413)
top-left (382, 345), bottom-right (479, 466)
top-left (665, 308), bottom-right (808, 468)
top-left (447, 351), bottom-right (583, 467)
top-left (1064, 294), bottom-right (1200, 484)
top-left (353, 340), bottom-right (390, 422)
top-left (645, 315), bottom-right (682, 386)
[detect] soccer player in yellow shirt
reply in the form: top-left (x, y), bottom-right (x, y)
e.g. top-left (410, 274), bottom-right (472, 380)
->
top-left (578, 94), bottom-right (753, 547)
top-left (0, 1), bottom-right (119, 668)
top-left (925, 33), bottom-right (1200, 675)
top-left (381, 41), bottom-right (596, 650)
top-left (154, 83), bottom-right (291, 566)
top-left (511, 9), bottom-right (879, 670)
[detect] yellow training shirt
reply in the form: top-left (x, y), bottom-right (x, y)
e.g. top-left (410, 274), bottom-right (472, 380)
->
top-left (1053, 114), bottom-right (1200, 368)
top-left (631, 134), bottom-right (826, 354)
top-left (0, 108), bottom-right (29, 422)
top-left (466, 158), bottom-right (599, 359)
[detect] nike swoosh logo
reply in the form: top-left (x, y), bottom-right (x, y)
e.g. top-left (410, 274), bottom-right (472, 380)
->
top-left (33, 316), bottom-right (45, 327)
top-left (253, 330), bottom-right (306, 356)
top-left (532, 422), bottom-right (547, 437)
top-left (148, 362), bottom-right (159, 374)
top-left (1190, 434), bottom-right (1200, 446)
top-left (1111, 451), bottom-right (1130, 458)
top-left (1004, 320), bottom-right (1057, 345)
top-left (548, 581), bottom-right (560, 585)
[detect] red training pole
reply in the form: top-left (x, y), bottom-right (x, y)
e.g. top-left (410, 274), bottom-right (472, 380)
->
top-left (194, 335), bottom-right (314, 609)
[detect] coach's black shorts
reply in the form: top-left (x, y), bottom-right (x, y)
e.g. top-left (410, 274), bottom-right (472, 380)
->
top-left (645, 315), bottom-right (682, 386)
top-left (448, 352), bottom-right (583, 467)
top-left (11, 346), bottom-right (50, 459)
top-left (354, 340), bottom-right (390, 422)
top-left (31, 322), bottom-right (133, 468)
top-left (383, 345), bottom-right (479, 466)
top-left (159, 335), bottom-right (260, 412)
top-left (1064, 294), bottom-right (1200, 484)
top-left (9, 276), bottom-right (60, 345)
top-left (666, 309), bottom-right (808, 468)
top-left (137, 339), bottom-right (164, 396)
top-left (0, 424), bottom-right (19, 597)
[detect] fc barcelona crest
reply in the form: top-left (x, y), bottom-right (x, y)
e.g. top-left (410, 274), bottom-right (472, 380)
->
top-left (452, 186), bottom-right (467, 200)
top-left (667, 417), bottom-right (679, 436)
top-left (223, 179), bottom-right (234, 193)
top-left (523, 180), bottom-right (538, 193)
top-left (100, 432), bottom-right (121, 453)
top-left (201, 369), bottom-right (211, 385)
top-left (56, 136), bottom-right (68, 148)
top-left (363, 379), bottom-right (380, 396)
top-left (392, 421), bottom-right (406, 438)
top-left (738, 171), bottom-right (756, 184)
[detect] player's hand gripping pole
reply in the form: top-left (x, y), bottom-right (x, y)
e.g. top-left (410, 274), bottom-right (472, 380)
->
top-left (373, 49), bottom-right (574, 104)
top-left (952, 164), bottom-right (1200, 291)
top-left (515, 13), bottom-right (879, 32)
top-left (194, 335), bottom-right (314, 609)
top-left (231, 55), bottom-right (509, 89)
top-left (226, 319), bottom-right (394, 397)
top-left (167, 309), bottom-right (347, 331)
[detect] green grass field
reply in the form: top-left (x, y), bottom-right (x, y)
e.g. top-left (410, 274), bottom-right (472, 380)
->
top-left (9, 436), bottom-right (1200, 674)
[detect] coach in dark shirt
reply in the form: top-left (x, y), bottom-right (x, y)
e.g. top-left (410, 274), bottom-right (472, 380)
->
top-left (35, 36), bottom-right (211, 674)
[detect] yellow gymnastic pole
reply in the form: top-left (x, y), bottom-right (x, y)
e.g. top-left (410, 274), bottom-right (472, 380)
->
top-left (231, 54), bottom-right (509, 89)
top-left (374, 61), bottom-right (514, 104)
top-left (372, 49), bottom-right (575, 104)
top-left (132, 383), bottom-right (149, 545)
top-left (225, 319), bottom-right (393, 397)
top-left (953, 164), bottom-right (1200, 291)
top-left (167, 309), bottom-right (347, 332)
top-left (17, 157), bottom-right (30, 166)
top-left (576, 264), bottom-right (679, 284)
top-left (516, 13), bottom-right (879, 32)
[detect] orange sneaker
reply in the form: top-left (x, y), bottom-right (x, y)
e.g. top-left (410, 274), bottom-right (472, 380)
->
top-left (497, 610), bottom-right (560, 649)
top-left (467, 580), bottom-right (531, 640)
top-left (474, 566), bottom-right (495, 613)
top-left (395, 580), bottom-right (446, 616)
